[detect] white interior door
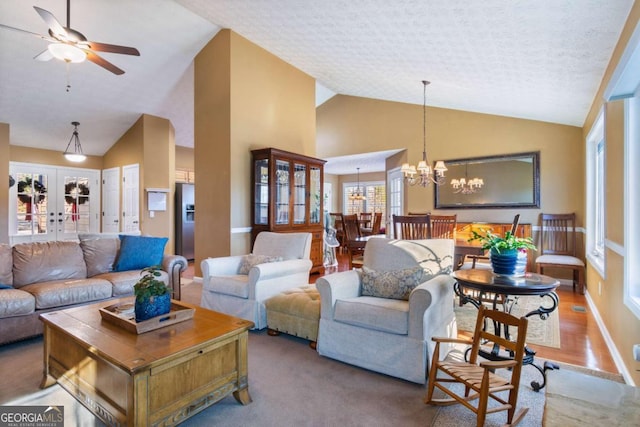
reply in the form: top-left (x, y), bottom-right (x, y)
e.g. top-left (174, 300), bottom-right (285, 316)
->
top-left (102, 167), bottom-right (120, 233)
top-left (387, 167), bottom-right (403, 236)
top-left (122, 164), bottom-right (140, 233)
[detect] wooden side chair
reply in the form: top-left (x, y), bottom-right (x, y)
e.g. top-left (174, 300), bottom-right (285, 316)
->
top-left (430, 214), bottom-right (457, 239)
top-left (392, 214), bottom-right (430, 239)
top-left (535, 213), bottom-right (585, 294)
top-left (425, 305), bottom-right (529, 427)
top-left (361, 212), bottom-right (382, 236)
top-left (359, 212), bottom-right (372, 229)
top-left (343, 214), bottom-right (366, 269)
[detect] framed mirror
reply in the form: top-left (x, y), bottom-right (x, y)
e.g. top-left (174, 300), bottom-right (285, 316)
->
top-left (434, 151), bottom-right (540, 209)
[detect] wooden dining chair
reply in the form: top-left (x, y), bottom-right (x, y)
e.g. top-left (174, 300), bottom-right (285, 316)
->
top-left (361, 212), bottom-right (382, 236)
top-left (425, 305), bottom-right (529, 427)
top-left (535, 213), bottom-right (585, 294)
top-left (392, 214), bottom-right (430, 239)
top-left (359, 212), bottom-right (372, 229)
top-left (343, 214), bottom-right (366, 268)
top-left (430, 214), bottom-right (457, 239)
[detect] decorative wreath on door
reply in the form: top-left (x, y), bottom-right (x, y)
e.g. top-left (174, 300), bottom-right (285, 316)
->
top-left (65, 181), bottom-right (90, 205)
top-left (17, 177), bottom-right (47, 204)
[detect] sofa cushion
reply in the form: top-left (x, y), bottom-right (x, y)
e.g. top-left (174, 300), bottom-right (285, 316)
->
top-left (20, 278), bottom-right (112, 309)
top-left (360, 266), bottom-right (424, 300)
top-left (79, 234), bottom-right (120, 277)
top-left (0, 243), bottom-right (13, 286)
top-left (12, 241), bottom-right (87, 288)
top-left (114, 235), bottom-right (168, 272)
top-left (334, 296), bottom-right (409, 335)
top-left (205, 275), bottom-right (250, 298)
top-left (238, 254), bottom-right (283, 275)
top-left (95, 269), bottom-right (169, 297)
top-left (0, 288), bottom-right (35, 318)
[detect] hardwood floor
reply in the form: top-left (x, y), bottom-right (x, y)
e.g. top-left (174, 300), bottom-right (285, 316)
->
top-left (186, 250), bottom-right (619, 375)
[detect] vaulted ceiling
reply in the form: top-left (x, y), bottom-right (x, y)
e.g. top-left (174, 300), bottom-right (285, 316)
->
top-left (0, 0), bottom-right (634, 161)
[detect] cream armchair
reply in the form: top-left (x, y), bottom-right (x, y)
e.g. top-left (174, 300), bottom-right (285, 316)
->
top-left (316, 238), bottom-right (456, 384)
top-left (201, 232), bottom-right (312, 329)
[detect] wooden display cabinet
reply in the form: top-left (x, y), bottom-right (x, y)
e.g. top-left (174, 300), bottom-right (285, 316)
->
top-left (251, 148), bottom-right (326, 274)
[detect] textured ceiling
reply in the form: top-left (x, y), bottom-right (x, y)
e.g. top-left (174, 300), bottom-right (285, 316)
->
top-left (0, 0), bottom-right (635, 162)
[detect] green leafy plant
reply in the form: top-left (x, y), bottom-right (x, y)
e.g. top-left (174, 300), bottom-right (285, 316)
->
top-left (133, 266), bottom-right (169, 300)
top-left (468, 229), bottom-right (537, 254)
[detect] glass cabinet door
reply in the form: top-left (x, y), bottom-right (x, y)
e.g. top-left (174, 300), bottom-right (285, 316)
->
top-left (275, 159), bottom-right (290, 225)
top-left (310, 166), bottom-right (321, 224)
top-left (293, 163), bottom-right (306, 224)
top-left (254, 159), bottom-right (269, 225)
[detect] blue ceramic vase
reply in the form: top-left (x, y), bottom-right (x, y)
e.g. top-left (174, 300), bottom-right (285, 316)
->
top-left (135, 293), bottom-right (171, 322)
top-left (490, 249), bottom-right (527, 277)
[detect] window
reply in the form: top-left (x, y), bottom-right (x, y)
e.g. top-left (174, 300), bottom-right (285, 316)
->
top-left (625, 93), bottom-right (640, 317)
top-left (343, 181), bottom-right (386, 225)
top-left (586, 110), bottom-right (605, 277)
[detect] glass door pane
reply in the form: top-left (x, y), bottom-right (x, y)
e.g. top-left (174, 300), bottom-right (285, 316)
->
top-left (63, 175), bottom-right (92, 235)
top-left (15, 173), bottom-right (49, 237)
top-left (254, 159), bottom-right (269, 225)
top-left (310, 166), bottom-right (321, 224)
top-left (275, 159), bottom-right (290, 225)
top-left (293, 163), bottom-right (306, 224)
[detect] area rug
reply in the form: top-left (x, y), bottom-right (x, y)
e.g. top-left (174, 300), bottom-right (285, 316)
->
top-left (454, 295), bottom-right (561, 348)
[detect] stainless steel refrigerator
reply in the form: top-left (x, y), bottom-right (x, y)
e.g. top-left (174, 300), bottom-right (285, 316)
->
top-left (175, 183), bottom-right (194, 260)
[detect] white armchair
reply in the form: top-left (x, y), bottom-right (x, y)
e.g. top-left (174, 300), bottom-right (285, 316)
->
top-left (316, 238), bottom-right (457, 384)
top-left (201, 232), bottom-right (312, 329)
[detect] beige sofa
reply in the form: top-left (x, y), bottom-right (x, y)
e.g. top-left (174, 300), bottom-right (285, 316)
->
top-left (0, 235), bottom-right (188, 345)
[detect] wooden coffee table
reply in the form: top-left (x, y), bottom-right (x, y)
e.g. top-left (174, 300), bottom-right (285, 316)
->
top-left (40, 298), bottom-right (254, 426)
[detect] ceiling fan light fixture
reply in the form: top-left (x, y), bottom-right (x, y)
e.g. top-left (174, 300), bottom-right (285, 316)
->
top-left (63, 121), bottom-right (86, 162)
top-left (48, 42), bottom-right (86, 63)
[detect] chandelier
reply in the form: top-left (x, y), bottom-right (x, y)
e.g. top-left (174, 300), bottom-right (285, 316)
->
top-left (349, 167), bottom-right (366, 201)
top-left (63, 121), bottom-right (86, 162)
top-left (451, 164), bottom-right (484, 194)
top-left (401, 80), bottom-right (447, 187)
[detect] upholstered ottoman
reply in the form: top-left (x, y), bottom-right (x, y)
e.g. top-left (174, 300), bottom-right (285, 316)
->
top-left (265, 285), bottom-right (320, 349)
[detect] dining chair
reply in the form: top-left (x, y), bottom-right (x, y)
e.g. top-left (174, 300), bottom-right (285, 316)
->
top-left (361, 212), bottom-right (382, 236)
top-left (392, 214), bottom-right (430, 239)
top-left (343, 214), bottom-right (366, 268)
top-left (359, 212), bottom-right (372, 230)
top-left (535, 213), bottom-right (585, 294)
top-left (430, 214), bottom-right (457, 239)
top-left (425, 305), bottom-right (529, 426)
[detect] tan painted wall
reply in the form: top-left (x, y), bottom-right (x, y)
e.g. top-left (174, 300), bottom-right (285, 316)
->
top-left (0, 123), bottom-right (9, 244)
top-left (176, 146), bottom-right (194, 170)
top-left (317, 95), bottom-right (584, 229)
top-left (194, 29), bottom-right (316, 275)
top-left (581, 0), bottom-right (640, 385)
top-left (103, 114), bottom-right (175, 250)
top-left (10, 145), bottom-right (103, 170)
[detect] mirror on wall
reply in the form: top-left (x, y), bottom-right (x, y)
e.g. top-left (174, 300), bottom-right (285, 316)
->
top-left (434, 151), bottom-right (540, 209)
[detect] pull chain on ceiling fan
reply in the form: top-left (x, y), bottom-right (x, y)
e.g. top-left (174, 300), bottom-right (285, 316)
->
top-left (0, 0), bottom-right (140, 75)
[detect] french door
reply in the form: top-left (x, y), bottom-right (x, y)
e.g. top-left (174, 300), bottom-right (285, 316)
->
top-left (9, 162), bottom-right (100, 244)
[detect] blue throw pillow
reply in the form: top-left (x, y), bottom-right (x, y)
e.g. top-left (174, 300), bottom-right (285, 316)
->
top-left (113, 235), bottom-right (168, 272)
top-left (0, 283), bottom-right (12, 289)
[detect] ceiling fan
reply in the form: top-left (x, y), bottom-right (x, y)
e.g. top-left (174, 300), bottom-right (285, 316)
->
top-left (0, 0), bottom-right (140, 75)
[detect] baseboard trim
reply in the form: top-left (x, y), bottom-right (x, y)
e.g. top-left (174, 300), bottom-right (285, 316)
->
top-left (585, 290), bottom-right (636, 386)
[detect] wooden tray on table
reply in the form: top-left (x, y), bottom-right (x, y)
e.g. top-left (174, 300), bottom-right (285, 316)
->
top-left (99, 299), bottom-right (195, 334)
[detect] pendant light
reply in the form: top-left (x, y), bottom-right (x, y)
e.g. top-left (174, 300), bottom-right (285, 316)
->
top-left (63, 121), bottom-right (86, 162)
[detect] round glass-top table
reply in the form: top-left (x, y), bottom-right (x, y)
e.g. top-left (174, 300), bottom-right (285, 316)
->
top-left (451, 269), bottom-right (560, 391)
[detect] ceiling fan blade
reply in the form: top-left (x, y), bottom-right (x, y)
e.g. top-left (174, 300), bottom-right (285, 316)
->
top-left (87, 41), bottom-right (140, 56)
top-left (33, 49), bottom-right (54, 61)
top-left (85, 50), bottom-right (125, 75)
top-left (33, 6), bottom-right (67, 38)
top-left (0, 22), bottom-right (55, 41)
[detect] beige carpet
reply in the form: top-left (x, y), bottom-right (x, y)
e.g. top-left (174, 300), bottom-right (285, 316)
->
top-left (454, 295), bottom-right (561, 348)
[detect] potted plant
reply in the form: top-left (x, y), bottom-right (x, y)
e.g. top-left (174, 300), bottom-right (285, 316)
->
top-left (468, 229), bottom-right (537, 276)
top-left (133, 266), bottom-right (171, 322)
